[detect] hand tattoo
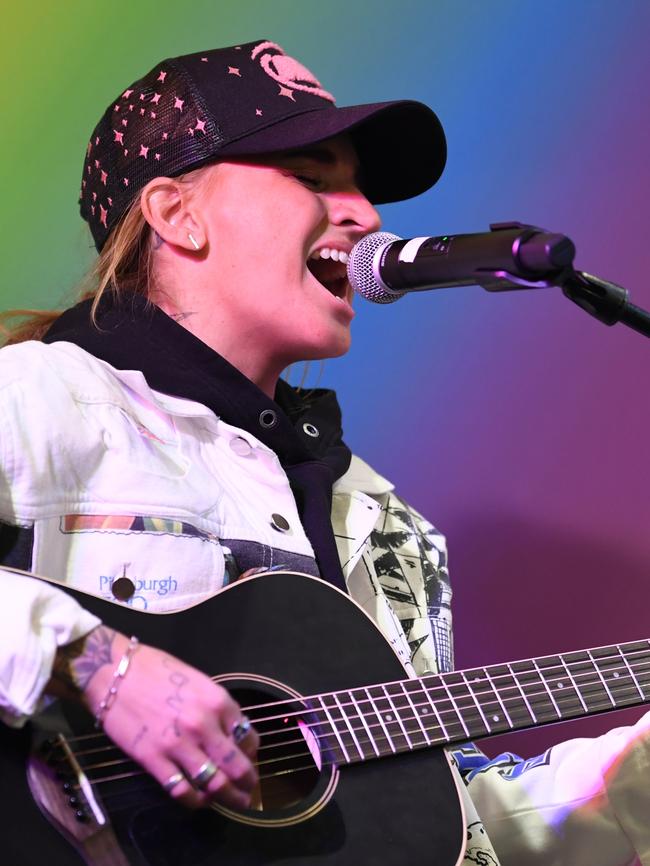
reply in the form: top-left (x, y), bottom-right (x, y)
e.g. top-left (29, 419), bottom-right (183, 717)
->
top-left (162, 656), bottom-right (189, 738)
top-left (52, 625), bottom-right (116, 693)
top-left (222, 748), bottom-right (237, 765)
top-left (132, 725), bottom-right (149, 750)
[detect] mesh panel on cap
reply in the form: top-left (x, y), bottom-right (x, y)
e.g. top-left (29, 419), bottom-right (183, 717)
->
top-left (80, 60), bottom-right (223, 249)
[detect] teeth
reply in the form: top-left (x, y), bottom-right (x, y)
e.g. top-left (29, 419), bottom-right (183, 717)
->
top-left (308, 247), bottom-right (350, 264)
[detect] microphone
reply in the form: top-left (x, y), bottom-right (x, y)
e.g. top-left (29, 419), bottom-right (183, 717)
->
top-left (347, 222), bottom-right (576, 304)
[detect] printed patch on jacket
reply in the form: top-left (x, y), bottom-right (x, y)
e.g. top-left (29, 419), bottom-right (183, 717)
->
top-left (464, 822), bottom-right (499, 865)
top-left (369, 492), bottom-right (453, 673)
top-left (61, 514), bottom-right (218, 542)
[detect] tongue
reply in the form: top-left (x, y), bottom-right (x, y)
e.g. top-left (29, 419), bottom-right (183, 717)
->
top-left (307, 258), bottom-right (348, 293)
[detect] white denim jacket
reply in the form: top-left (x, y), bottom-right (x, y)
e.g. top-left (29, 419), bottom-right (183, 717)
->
top-left (0, 339), bottom-right (647, 866)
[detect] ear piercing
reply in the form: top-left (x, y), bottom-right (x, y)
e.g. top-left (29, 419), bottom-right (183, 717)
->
top-left (188, 232), bottom-right (201, 251)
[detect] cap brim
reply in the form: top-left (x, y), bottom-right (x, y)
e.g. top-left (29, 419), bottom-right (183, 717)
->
top-left (215, 100), bottom-right (446, 204)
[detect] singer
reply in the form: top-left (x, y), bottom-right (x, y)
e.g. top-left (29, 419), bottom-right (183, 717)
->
top-left (0, 40), bottom-right (648, 866)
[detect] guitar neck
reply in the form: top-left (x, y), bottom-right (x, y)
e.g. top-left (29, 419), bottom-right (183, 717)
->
top-left (309, 639), bottom-right (650, 764)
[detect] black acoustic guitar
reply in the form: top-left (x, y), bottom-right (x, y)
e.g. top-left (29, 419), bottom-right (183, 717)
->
top-left (3, 571), bottom-right (650, 866)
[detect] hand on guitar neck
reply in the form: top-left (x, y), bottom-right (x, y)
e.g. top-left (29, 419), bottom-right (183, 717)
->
top-left (45, 624), bottom-right (260, 811)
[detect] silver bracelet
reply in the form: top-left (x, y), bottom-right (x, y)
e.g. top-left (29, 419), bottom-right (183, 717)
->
top-left (94, 635), bottom-right (139, 728)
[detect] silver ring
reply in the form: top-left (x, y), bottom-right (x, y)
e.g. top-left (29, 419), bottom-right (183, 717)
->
top-left (190, 759), bottom-right (219, 789)
top-left (232, 716), bottom-right (252, 744)
top-left (162, 771), bottom-right (185, 793)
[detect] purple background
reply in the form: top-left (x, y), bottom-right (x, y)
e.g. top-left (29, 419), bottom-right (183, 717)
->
top-left (324, 1), bottom-right (650, 759)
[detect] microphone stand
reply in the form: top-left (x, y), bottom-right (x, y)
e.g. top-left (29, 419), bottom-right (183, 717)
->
top-left (475, 223), bottom-right (650, 338)
top-left (481, 268), bottom-right (650, 339)
top-left (560, 270), bottom-right (650, 338)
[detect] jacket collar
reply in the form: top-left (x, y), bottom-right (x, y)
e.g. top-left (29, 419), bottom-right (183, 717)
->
top-left (43, 294), bottom-right (351, 478)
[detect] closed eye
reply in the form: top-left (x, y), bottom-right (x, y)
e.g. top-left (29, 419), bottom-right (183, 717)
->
top-left (290, 172), bottom-right (325, 191)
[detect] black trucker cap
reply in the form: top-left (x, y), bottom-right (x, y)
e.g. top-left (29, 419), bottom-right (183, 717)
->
top-left (80, 39), bottom-right (446, 250)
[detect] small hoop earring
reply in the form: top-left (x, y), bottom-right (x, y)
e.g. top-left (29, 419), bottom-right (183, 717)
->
top-left (188, 232), bottom-right (201, 251)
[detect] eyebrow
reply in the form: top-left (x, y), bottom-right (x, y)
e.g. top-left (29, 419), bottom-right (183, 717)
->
top-left (280, 147), bottom-right (338, 165)
top-left (276, 146), bottom-right (365, 189)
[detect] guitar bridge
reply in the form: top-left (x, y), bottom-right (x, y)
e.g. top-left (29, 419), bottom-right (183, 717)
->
top-left (28, 733), bottom-right (128, 865)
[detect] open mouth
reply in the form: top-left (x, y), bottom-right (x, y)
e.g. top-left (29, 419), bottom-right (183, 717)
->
top-left (306, 248), bottom-right (350, 301)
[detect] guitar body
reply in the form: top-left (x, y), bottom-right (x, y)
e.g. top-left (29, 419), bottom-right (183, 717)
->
top-left (0, 573), bottom-right (466, 866)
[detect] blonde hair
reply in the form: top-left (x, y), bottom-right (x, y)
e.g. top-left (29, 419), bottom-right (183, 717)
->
top-left (0, 197), bottom-right (151, 345)
top-left (0, 166), bottom-right (212, 346)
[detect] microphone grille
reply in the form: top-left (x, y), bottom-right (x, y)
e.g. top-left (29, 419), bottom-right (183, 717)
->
top-left (347, 231), bottom-right (406, 304)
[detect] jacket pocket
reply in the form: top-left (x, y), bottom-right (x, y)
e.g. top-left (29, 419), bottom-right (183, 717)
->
top-left (32, 514), bottom-right (226, 612)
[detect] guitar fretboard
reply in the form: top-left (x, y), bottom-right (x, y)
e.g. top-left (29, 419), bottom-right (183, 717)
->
top-left (281, 639), bottom-right (650, 765)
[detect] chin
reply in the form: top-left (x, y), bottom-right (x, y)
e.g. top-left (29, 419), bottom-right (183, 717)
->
top-left (287, 326), bottom-right (350, 361)
top-left (310, 334), bottom-right (352, 361)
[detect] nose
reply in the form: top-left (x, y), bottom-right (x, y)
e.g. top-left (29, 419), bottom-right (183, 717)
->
top-left (326, 188), bottom-right (382, 235)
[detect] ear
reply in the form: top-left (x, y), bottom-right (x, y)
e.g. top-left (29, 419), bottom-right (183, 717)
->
top-left (139, 176), bottom-right (205, 251)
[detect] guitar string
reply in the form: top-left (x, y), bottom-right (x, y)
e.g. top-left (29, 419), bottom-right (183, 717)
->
top-left (62, 666), bottom-right (650, 773)
top-left (64, 757), bottom-right (335, 790)
top-left (77, 641), bottom-right (650, 794)
top-left (63, 678), bottom-right (634, 789)
top-left (86, 680), bottom-right (646, 775)
top-left (68, 662), bottom-right (650, 763)
top-left (240, 661), bottom-right (650, 731)
top-left (61, 649), bottom-right (650, 759)
top-left (235, 649), bottom-right (650, 718)
top-left (61, 676), bottom-right (649, 785)
top-left (65, 670), bottom-right (642, 791)
top-left (61, 642), bottom-right (650, 745)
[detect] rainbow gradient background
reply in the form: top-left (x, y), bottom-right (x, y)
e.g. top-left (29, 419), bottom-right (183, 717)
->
top-left (3, 0), bottom-right (650, 761)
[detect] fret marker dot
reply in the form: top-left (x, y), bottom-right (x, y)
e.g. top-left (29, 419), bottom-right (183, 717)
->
top-left (492, 715), bottom-right (499, 722)
top-left (422, 708), bottom-right (429, 715)
top-left (613, 672), bottom-right (620, 678)
top-left (385, 714), bottom-right (394, 722)
top-left (557, 682), bottom-right (564, 689)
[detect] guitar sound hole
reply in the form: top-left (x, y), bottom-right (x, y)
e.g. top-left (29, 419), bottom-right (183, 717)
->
top-left (216, 678), bottom-right (337, 823)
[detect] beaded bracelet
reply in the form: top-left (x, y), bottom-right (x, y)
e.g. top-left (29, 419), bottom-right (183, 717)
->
top-left (94, 635), bottom-right (140, 729)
